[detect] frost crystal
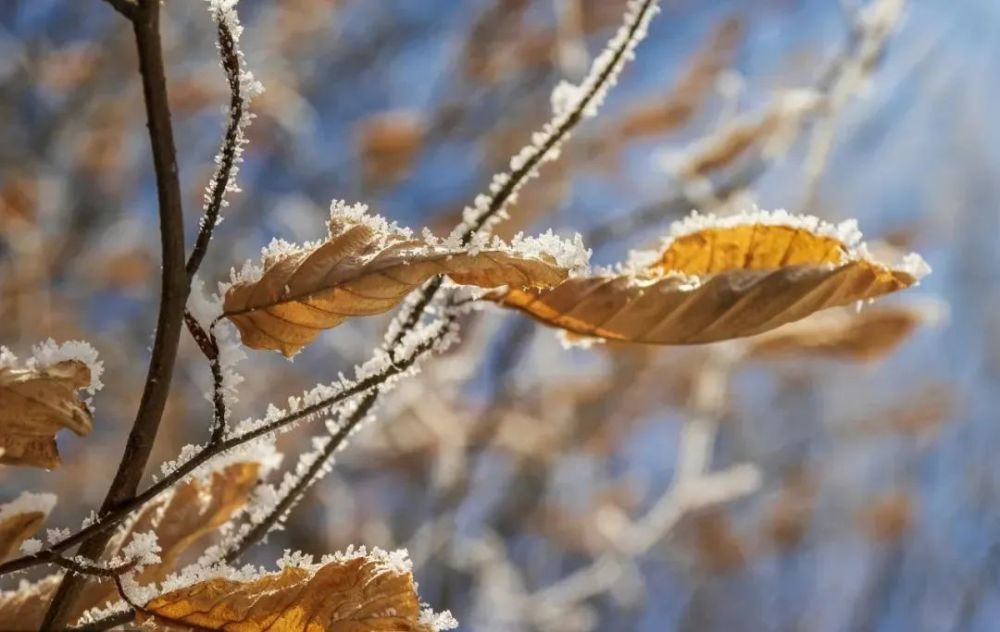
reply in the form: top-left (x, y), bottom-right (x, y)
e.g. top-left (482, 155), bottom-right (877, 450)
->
top-left (26, 339), bottom-right (104, 395)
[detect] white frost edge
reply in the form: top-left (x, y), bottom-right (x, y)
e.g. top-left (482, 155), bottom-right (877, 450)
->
top-left (0, 491), bottom-right (56, 523)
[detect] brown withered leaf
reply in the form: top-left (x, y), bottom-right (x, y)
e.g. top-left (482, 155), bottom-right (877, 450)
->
top-left (617, 17), bottom-right (743, 141)
top-left (0, 360), bottom-right (93, 469)
top-left (673, 91), bottom-right (819, 179)
top-left (125, 461), bottom-right (261, 584)
top-left (860, 491), bottom-right (915, 543)
top-left (66, 461), bottom-right (265, 621)
top-left (140, 550), bottom-right (439, 631)
top-left (357, 111), bottom-right (425, 191)
top-left (223, 210), bottom-right (568, 356)
top-left (746, 303), bottom-right (934, 362)
top-left (0, 574), bottom-right (60, 631)
top-left (491, 215), bottom-right (925, 346)
top-left (0, 492), bottom-right (54, 562)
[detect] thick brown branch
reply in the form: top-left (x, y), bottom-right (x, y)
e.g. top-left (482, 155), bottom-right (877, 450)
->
top-left (44, 1), bottom-right (188, 627)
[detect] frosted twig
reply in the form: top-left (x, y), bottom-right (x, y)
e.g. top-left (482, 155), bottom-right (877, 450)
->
top-left (186, 0), bottom-right (262, 280)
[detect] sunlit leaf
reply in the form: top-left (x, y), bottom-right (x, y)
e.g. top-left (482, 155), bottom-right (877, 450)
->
top-left (223, 204), bottom-right (570, 356)
top-left (491, 211), bottom-right (928, 345)
top-left (0, 360), bottom-right (93, 469)
top-left (140, 548), bottom-right (450, 631)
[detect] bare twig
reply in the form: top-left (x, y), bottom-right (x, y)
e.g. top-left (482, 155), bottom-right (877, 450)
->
top-left (44, 0), bottom-right (189, 627)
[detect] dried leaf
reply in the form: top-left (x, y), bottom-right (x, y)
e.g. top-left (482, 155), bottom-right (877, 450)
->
top-left (492, 212), bottom-right (926, 346)
top-left (616, 17), bottom-right (743, 140)
top-left (0, 575), bottom-right (60, 631)
top-left (141, 549), bottom-right (441, 631)
top-left (126, 462), bottom-right (261, 584)
top-left (0, 492), bottom-right (54, 561)
top-left (0, 360), bottom-right (93, 469)
top-left (671, 91), bottom-right (820, 178)
top-left (860, 491), bottom-right (914, 543)
top-left (224, 208), bottom-right (569, 356)
top-left (357, 111), bottom-right (425, 191)
top-left (73, 462), bottom-right (265, 619)
top-left (691, 510), bottom-right (746, 574)
top-left (747, 303), bottom-right (938, 362)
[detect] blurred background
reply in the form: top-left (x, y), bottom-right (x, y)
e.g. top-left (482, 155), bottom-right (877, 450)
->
top-left (0, 0), bottom-right (997, 630)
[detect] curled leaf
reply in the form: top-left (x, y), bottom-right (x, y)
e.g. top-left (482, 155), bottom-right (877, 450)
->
top-left (492, 210), bottom-right (928, 345)
top-left (223, 202), bottom-right (573, 356)
top-left (0, 359), bottom-right (93, 469)
top-left (141, 547), bottom-right (453, 631)
top-left (0, 492), bottom-right (55, 561)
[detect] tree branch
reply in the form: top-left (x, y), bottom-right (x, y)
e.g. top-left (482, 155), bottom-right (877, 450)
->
top-left (101, 0), bottom-right (136, 20)
top-left (44, 0), bottom-right (188, 627)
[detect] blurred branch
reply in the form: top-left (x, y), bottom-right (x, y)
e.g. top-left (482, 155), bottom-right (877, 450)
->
top-left (101, 0), bottom-right (137, 20)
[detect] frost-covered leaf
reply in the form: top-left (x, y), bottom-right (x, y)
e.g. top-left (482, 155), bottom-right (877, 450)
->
top-left (0, 492), bottom-right (55, 561)
top-left (0, 355), bottom-right (95, 469)
top-left (126, 461), bottom-right (261, 583)
top-left (491, 210), bottom-right (928, 345)
top-left (223, 202), bottom-right (572, 356)
top-left (140, 547), bottom-right (455, 631)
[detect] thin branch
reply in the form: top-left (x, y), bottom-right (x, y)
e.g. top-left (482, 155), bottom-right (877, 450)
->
top-left (0, 326), bottom-right (439, 579)
top-left (45, 0), bottom-right (189, 627)
top-left (51, 556), bottom-right (136, 580)
top-left (186, 7), bottom-right (251, 280)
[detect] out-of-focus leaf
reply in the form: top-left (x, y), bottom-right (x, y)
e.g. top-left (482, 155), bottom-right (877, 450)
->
top-left (491, 214), bottom-right (925, 345)
top-left (860, 491), bottom-right (915, 543)
top-left (746, 303), bottom-right (937, 362)
top-left (140, 549), bottom-right (442, 632)
top-left (0, 492), bottom-right (54, 561)
top-left (357, 111), bottom-right (426, 191)
top-left (670, 91), bottom-right (820, 178)
top-left (0, 360), bottom-right (93, 469)
top-left (223, 210), bottom-right (569, 356)
top-left (616, 17), bottom-right (743, 141)
top-left (0, 575), bottom-right (60, 631)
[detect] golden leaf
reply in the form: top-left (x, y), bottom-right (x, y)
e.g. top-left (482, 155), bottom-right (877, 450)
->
top-left (223, 208), bottom-right (569, 356)
top-left (0, 360), bottom-right (93, 469)
top-left (0, 493), bottom-right (53, 562)
top-left (141, 549), bottom-right (441, 632)
top-left (491, 212), bottom-right (926, 345)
